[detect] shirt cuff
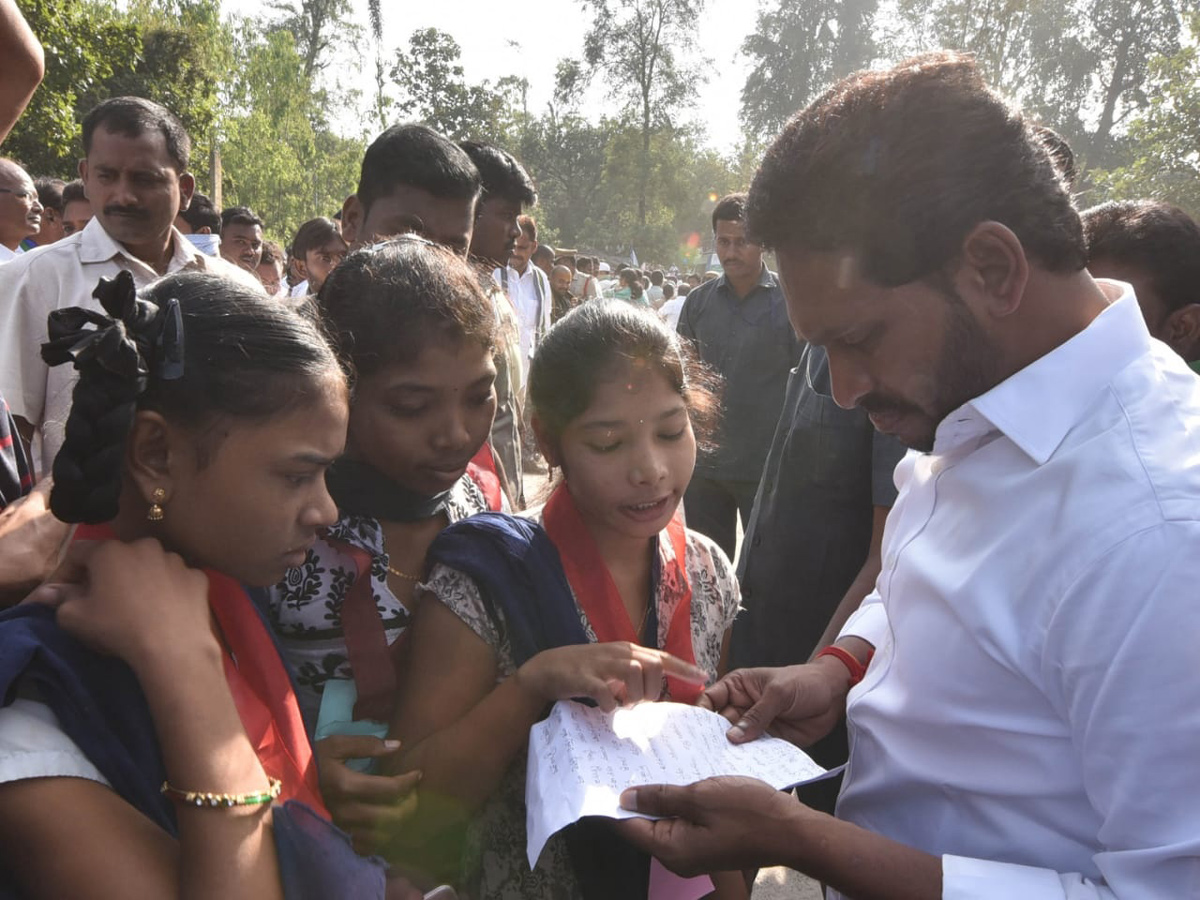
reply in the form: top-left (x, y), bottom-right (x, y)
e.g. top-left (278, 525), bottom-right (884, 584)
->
top-left (837, 598), bottom-right (888, 648)
top-left (942, 855), bottom-right (1069, 900)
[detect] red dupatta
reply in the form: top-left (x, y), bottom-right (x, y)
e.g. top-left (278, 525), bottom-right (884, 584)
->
top-left (73, 524), bottom-right (327, 817)
top-left (541, 485), bottom-right (702, 703)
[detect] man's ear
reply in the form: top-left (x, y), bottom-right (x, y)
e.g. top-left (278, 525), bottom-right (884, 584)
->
top-left (956, 221), bottom-right (1029, 319)
top-left (341, 194), bottom-right (361, 246)
top-left (125, 410), bottom-right (178, 512)
top-left (1163, 303), bottom-right (1200, 362)
top-left (177, 172), bottom-right (195, 212)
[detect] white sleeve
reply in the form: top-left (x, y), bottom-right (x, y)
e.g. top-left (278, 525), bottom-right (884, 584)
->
top-left (837, 591), bottom-right (887, 648)
top-left (940, 522), bottom-right (1200, 900)
top-left (0, 260), bottom-right (49, 427)
top-left (0, 698), bottom-right (111, 786)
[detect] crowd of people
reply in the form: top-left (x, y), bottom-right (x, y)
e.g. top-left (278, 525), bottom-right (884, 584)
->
top-left (0, 2), bottom-right (1198, 897)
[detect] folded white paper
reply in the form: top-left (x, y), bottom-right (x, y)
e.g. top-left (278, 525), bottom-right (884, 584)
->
top-left (525, 700), bottom-right (836, 867)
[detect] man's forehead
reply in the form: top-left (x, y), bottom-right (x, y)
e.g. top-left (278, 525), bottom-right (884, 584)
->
top-left (0, 165), bottom-right (30, 188)
top-left (778, 250), bottom-right (871, 341)
top-left (715, 218), bottom-right (747, 237)
top-left (88, 127), bottom-right (176, 168)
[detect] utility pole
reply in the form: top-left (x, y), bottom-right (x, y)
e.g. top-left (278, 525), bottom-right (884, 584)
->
top-left (210, 144), bottom-right (223, 208)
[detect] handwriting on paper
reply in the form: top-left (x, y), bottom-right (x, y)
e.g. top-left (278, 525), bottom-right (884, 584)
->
top-left (525, 700), bottom-right (837, 867)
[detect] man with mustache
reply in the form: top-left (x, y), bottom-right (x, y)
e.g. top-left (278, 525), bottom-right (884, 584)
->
top-left (0, 158), bottom-right (41, 263)
top-left (0, 96), bottom-right (261, 474)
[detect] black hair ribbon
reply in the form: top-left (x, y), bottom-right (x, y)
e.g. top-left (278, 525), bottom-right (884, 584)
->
top-left (41, 271), bottom-right (185, 385)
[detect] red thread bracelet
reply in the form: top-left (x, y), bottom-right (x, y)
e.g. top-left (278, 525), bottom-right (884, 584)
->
top-left (815, 645), bottom-right (873, 687)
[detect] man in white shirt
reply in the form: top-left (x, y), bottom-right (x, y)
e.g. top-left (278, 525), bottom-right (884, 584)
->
top-left (0, 158), bottom-right (41, 263)
top-left (0, 97), bottom-right (261, 473)
top-left (618, 52), bottom-right (1200, 900)
top-left (495, 214), bottom-right (551, 373)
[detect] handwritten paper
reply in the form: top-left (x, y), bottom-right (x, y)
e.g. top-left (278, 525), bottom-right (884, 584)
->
top-left (525, 700), bottom-right (835, 868)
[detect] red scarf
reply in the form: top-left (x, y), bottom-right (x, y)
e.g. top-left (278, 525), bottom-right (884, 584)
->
top-left (73, 524), bottom-right (327, 816)
top-left (467, 442), bottom-right (504, 511)
top-left (541, 485), bottom-right (701, 703)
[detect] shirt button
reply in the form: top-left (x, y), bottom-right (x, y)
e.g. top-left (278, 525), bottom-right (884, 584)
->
top-left (752, 534), bottom-right (762, 548)
top-left (884, 552), bottom-right (896, 569)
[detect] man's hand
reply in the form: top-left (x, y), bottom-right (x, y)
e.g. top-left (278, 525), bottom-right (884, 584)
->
top-left (0, 479), bottom-right (70, 605)
top-left (616, 777), bottom-right (806, 875)
top-left (699, 659), bottom-right (851, 747)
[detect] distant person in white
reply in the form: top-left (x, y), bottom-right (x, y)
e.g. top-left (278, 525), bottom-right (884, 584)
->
top-left (0, 157), bottom-right (41, 263)
top-left (494, 213), bottom-right (551, 374)
top-left (617, 53), bottom-right (1200, 900)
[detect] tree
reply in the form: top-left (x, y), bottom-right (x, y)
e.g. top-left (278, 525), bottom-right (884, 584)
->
top-left (390, 28), bottom-right (516, 141)
top-left (268, 0), bottom-right (357, 81)
top-left (740, 0), bottom-right (879, 140)
top-left (6, 0), bottom-right (225, 178)
top-left (567, 0), bottom-right (706, 228)
top-left (518, 108), bottom-right (611, 246)
top-left (218, 20), bottom-right (363, 242)
top-left (1089, 15), bottom-right (1200, 215)
top-left (886, 0), bottom-right (1199, 163)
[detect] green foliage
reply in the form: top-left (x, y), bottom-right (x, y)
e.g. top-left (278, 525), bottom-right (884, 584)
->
top-left (268, 0), bottom-right (357, 80)
top-left (218, 21), bottom-right (363, 243)
top-left (389, 28), bottom-right (519, 142)
top-left (572, 0), bottom-right (707, 228)
top-left (1089, 17), bottom-right (1200, 216)
top-left (740, 0), bottom-right (878, 140)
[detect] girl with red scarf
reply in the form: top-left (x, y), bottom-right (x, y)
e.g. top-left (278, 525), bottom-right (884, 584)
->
top-left (0, 272), bottom-right (402, 899)
top-left (385, 302), bottom-right (744, 899)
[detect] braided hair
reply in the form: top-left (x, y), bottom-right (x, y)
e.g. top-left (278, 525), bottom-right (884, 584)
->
top-left (42, 271), bottom-right (341, 524)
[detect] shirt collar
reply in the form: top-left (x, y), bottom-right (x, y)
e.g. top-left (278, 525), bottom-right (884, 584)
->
top-left (717, 263), bottom-right (773, 295)
top-left (948, 281), bottom-right (1149, 465)
top-left (79, 218), bottom-right (203, 270)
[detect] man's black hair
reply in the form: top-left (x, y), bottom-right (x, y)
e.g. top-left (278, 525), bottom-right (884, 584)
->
top-left (1082, 200), bottom-right (1200, 314)
top-left (180, 193), bottom-right (221, 233)
top-left (221, 205), bottom-right (264, 231)
top-left (61, 179), bottom-right (87, 206)
top-left (33, 177), bottom-right (65, 213)
top-left (82, 96), bottom-right (191, 173)
top-left (712, 193), bottom-right (748, 233)
top-left (650, 269), bottom-right (664, 286)
top-left (533, 244), bottom-right (555, 264)
top-left (748, 52), bottom-right (1085, 285)
top-left (357, 124), bottom-right (480, 215)
top-left (459, 140), bottom-right (537, 207)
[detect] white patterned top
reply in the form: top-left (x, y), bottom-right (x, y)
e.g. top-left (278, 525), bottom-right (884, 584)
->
top-left (267, 474), bottom-right (489, 727)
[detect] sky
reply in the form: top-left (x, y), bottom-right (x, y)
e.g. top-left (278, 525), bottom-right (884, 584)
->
top-left (356, 0), bottom-right (755, 154)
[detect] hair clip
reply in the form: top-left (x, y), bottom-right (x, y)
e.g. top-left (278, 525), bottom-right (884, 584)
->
top-left (157, 297), bottom-right (185, 381)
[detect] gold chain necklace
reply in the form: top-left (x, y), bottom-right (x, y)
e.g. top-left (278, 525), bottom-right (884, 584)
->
top-left (386, 563), bottom-right (420, 582)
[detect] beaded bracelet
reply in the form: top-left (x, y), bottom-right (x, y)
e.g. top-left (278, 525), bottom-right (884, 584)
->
top-left (161, 777), bottom-right (282, 808)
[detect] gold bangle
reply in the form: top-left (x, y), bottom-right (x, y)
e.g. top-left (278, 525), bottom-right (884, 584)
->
top-left (161, 777), bottom-right (282, 808)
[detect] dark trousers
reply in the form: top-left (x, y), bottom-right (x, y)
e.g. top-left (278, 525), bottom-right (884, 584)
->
top-left (683, 475), bottom-right (759, 561)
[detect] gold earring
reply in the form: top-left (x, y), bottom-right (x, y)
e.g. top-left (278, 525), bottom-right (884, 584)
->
top-left (147, 488), bottom-right (166, 522)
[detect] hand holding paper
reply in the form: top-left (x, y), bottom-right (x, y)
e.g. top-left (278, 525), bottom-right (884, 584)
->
top-left (524, 699), bottom-right (838, 868)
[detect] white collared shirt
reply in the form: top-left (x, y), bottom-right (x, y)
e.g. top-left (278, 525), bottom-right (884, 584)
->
top-left (493, 262), bottom-right (552, 368)
top-left (0, 217), bottom-right (264, 473)
top-left (833, 283), bottom-right (1200, 899)
top-left (0, 244), bottom-right (22, 264)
